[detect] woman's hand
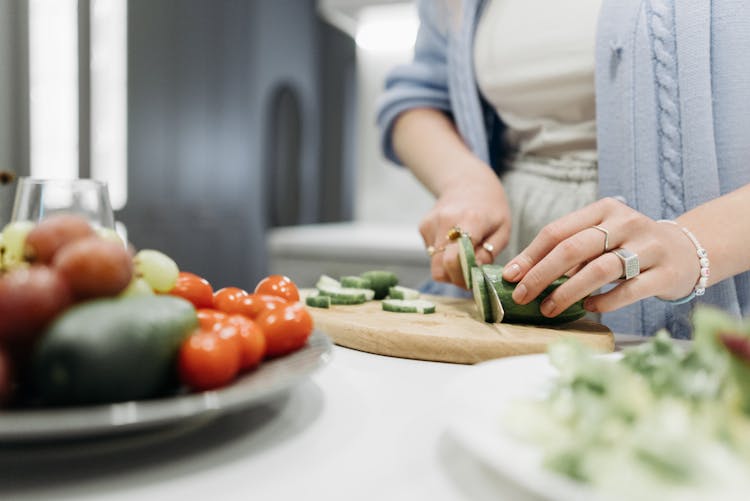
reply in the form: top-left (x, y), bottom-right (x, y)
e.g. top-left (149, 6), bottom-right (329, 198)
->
top-left (501, 197), bottom-right (700, 316)
top-left (419, 166), bottom-right (511, 288)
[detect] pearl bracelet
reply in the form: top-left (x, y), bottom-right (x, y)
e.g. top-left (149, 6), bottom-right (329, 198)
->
top-left (657, 219), bottom-right (709, 304)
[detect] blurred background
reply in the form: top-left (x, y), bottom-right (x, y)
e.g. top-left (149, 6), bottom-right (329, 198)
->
top-left (0, 0), bottom-right (433, 290)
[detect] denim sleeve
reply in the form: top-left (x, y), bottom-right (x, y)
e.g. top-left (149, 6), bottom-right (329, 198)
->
top-left (375, 0), bottom-right (453, 166)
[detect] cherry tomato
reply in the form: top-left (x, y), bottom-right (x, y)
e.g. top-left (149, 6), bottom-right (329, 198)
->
top-left (178, 327), bottom-right (241, 391)
top-left (225, 314), bottom-right (266, 370)
top-left (255, 302), bottom-right (313, 358)
top-left (254, 275), bottom-right (300, 302)
top-left (196, 308), bottom-right (228, 330)
top-left (213, 287), bottom-right (249, 313)
top-left (218, 293), bottom-right (287, 319)
top-left (169, 271), bottom-right (214, 309)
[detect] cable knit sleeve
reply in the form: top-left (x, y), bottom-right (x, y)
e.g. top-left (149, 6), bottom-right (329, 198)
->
top-left (375, 0), bottom-right (453, 166)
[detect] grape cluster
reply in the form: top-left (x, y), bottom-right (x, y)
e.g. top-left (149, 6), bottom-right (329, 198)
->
top-left (0, 214), bottom-right (180, 404)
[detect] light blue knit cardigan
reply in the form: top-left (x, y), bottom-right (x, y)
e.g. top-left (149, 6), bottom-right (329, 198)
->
top-left (376, 0), bottom-right (750, 338)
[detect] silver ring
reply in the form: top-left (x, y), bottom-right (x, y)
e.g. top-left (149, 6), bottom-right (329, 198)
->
top-left (611, 247), bottom-right (640, 280)
top-left (591, 225), bottom-right (610, 253)
top-left (482, 241), bottom-right (495, 254)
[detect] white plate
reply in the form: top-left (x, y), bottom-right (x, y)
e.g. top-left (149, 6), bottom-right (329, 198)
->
top-left (443, 353), bottom-right (617, 501)
top-left (0, 329), bottom-right (333, 443)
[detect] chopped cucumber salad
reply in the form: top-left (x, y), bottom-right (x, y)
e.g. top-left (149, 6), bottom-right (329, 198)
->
top-left (505, 307), bottom-right (750, 499)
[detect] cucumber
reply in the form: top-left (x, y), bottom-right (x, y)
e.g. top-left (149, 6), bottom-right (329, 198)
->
top-left (482, 267), bottom-right (585, 324)
top-left (316, 274), bottom-right (341, 289)
top-left (340, 276), bottom-right (372, 289)
top-left (305, 294), bottom-right (331, 309)
top-left (471, 267), bottom-right (493, 322)
top-left (360, 270), bottom-right (398, 299)
top-left (483, 269), bottom-right (505, 323)
top-left (387, 285), bottom-right (420, 300)
top-left (457, 234), bottom-right (476, 289)
top-left (33, 296), bottom-right (198, 405)
top-left (382, 299), bottom-right (436, 314)
top-left (316, 285), bottom-right (372, 304)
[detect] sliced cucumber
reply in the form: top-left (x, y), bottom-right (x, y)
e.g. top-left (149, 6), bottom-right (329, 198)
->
top-left (360, 270), bottom-right (398, 299)
top-left (340, 276), bottom-right (372, 289)
top-left (305, 294), bottom-right (331, 309)
top-left (471, 267), bottom-right (493, 322)
top-left (457, 234), bottom-right (476, 289)
top-left (387, 285), bottom-right (420, 300)
top-left (316, 274), bottom-right (341, 289)
top-left (382, 299), bottom-right (436, 314)
top-left (316, 284), bottom-right (373, 304)
top-left (482, 269), bottom-right (505, 323)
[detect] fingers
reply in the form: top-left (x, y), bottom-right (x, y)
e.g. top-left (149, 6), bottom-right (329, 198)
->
top-left (538, 252), bottom-right (622, 317)
top-left (476, 228), bottom-right (508, 265)
top-left (583, 271), bottom-right (663, 313)
top-left (509, 225), bottom-right (622, 305)
top-left (502, 197), bottom-right (624, 283)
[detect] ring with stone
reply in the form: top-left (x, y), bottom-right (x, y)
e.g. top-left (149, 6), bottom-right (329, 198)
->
top-left (482, 241), bottom-right (495, 254)
top-left (446, 226), bottom-right (464, 241)
top-left (611, 247), bottom-right (640, 280)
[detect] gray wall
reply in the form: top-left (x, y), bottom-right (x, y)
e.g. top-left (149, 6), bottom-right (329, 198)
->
top-left (124, 0), bottom-right (346, 290)
top-left (0, 0), bottom-right (28, 225)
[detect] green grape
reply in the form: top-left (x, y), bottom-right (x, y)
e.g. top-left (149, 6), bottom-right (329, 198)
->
top-left (118, 277), bottom-right (155, 298)
top-left (1, 221), bottom-right (34, 269)
top-left (96, 227), bottom-right (125, 247)
top-left (133, 249), bottom-right (179, 293)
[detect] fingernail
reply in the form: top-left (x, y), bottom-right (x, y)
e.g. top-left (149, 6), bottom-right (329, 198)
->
top-left (584, 298), bottom-right (597, 312)
top-left (541, 297), bottom-right (556, 317)
top-left (504, 263), bottom-right (521, 281)
top-left (513, 283), bottom-right (527, 304)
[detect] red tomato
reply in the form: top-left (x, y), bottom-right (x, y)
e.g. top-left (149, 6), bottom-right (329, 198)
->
top-left (219, 293), bottom-right (287, 319)
top-left (169, 272), bottom-right (214, 309)
top-left (213, 287), bottom-right (249, 313)
top-left (178, 327), bottom-right (241, 391)
top-left (255, 302), bottom-right (313, 358)
top-left (196, 308), bottom-right (228, 330)
top-left (254, 275), bottom-right (300, 302)
top-left (225, 314), bottom-right (266, 370)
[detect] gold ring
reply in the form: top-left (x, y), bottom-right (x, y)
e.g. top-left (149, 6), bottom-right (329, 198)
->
top-left (426, 245), bottom-right (446, 257)
top-left (446, 226), bottom-right (463, 241)
top-left (591, 225), bottom-right (610, 253)
top-left (482, 242), bottom-right (495, 254)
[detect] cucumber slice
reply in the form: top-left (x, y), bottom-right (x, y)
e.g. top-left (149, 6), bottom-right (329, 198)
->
top-left (387, 285), bottom-right (420, 300)
top-left (482, 269), bottom-right (505, 323)
top-left (305, 294), bottom-right (331, 309)
top-left (316, 274), bottom-right (341, 289)
top-left (457, 234), bottom-right (476, 289)
top-left (340, 276), bottom-right (372, 289)
top-left (382, 299), bottom-right (436, 314)
top-left (316, 285), bottom-right (374, 303)
top-left (471, 267), bottom-right (493, 322)
top-left (360, 270), bottom-right (398, 299)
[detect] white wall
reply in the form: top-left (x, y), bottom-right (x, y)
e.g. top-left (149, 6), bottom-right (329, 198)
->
top-left (353, 3), bottom-right (434, 225)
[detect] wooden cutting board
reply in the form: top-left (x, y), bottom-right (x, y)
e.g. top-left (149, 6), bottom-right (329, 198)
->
top-left (307, 294), bottom-right (614, 364)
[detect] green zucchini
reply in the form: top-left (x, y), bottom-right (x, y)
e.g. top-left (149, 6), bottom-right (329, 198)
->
top-left (305, 294), bottom-right (331, 308)
top-left (471, 267), bottom-right (493, 322)
top-left (340, 276), bottom-right (372, 289)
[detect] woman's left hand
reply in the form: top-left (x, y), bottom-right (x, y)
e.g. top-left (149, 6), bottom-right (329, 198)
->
top-left (501, 197), bottom-right (701, 316)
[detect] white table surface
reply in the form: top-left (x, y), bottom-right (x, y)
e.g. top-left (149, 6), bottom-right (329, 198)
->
top-left (0, 336), bottom-right (650, 501)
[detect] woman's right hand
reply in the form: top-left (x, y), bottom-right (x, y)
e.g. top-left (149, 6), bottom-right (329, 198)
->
top-left (419, 164), bottom-right (511, 288)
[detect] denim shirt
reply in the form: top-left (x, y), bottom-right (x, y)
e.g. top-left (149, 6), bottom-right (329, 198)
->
top-left (376, 0), bottom-right (750, 338)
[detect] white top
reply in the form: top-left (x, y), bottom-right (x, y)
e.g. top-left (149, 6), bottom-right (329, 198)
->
top-left (474, 0), bottom-right (601, 160)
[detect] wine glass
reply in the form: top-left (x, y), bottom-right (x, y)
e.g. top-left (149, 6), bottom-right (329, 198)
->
top-left (10, 177), bottom-right (115, 229)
